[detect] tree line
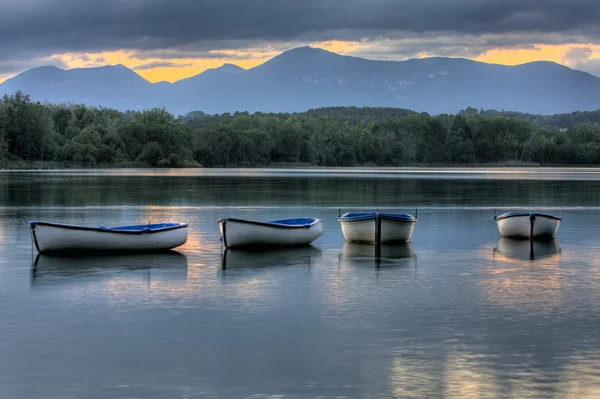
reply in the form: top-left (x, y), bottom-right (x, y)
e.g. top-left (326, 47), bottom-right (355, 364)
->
top-left (2, 90), bottom-right (600, 168)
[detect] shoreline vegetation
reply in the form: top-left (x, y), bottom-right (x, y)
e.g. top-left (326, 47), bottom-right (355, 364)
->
top-left (0, 161), bottom-right (547, 170)
top-left (2, 90), bottom-right (600, 170)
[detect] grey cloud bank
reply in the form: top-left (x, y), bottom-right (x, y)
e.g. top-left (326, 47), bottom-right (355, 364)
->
top-left (1, 0), bottom-right (600, 54)
top-left (1, 0), bottom-right (600, 76)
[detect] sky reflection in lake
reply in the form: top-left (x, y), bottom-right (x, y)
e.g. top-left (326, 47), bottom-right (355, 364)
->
top-left (1, 169), bottom-right (600, 398)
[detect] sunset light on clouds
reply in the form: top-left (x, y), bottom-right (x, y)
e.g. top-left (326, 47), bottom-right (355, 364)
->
top-left (1, 0), bottom-right (600, 83)
top-left (3, 42), bottom-right (600, 85)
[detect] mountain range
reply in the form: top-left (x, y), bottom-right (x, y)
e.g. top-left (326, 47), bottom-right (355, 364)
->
top-left (2, 46), bottom-right (600, 115)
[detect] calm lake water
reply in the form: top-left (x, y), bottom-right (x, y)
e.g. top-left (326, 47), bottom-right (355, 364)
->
top-left (1, 168), bottom-right (600, 399)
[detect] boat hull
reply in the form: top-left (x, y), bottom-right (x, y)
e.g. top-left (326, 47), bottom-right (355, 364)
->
top-left (494, 213), bottom-right (561, 239)
top-left (339, 214), bottom-right (416, 243)
top-left (218, 218), bottom-right (323, 248)
top-left (30, 222), bottom-right (188, 253)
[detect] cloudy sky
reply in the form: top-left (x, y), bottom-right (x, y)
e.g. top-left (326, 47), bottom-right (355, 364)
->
top-left (1, 0), bottom-right (600, 83)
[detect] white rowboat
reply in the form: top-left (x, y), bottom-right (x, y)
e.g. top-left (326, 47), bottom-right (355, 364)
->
top-left (30, 221), bottom-right (188, 253)
top-left (338, 212), bottom-right (417, 243)
top-left (217, 217), bottom-right (323, 248)
top-left (494, 212), bottom-right (561, 239)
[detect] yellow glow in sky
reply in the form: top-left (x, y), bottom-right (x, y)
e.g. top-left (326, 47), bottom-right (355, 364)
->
top-left (53, 50), bottom-right (276, 83)
top-left (137, 59), bottom-right (264, 83)
top-left (1, 42), bottom-right (599, 84)
top-left (476, 44), bottom-right (600, 66)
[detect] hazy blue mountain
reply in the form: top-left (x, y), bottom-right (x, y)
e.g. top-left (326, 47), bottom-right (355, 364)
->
top-left (2, 46), bottom-right (600, 115)
top-left (0, 64), bottom-right (160, 110)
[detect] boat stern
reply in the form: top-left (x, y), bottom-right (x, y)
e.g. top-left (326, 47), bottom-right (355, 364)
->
top-left (217, 218), bottom-right (228, 247)
top-left (28, 221), bottom-right (43, 252)
top-left (495, 212), bottom-right (561, 239)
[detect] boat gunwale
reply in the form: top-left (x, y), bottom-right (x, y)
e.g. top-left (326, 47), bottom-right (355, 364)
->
top-left (338, 212), bottom-right (417, 223)
top-left (217, 217), bottom-right (321, 229)
top-left (493, 212), bottom-right (562, 221)
top-left (29, 221), bottom-right (189, 234)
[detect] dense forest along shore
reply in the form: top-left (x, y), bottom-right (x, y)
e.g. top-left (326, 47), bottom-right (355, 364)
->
top-left (2, 91), bottom-right (600, 169)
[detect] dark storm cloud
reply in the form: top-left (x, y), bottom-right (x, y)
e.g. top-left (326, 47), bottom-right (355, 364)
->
top-left (132, 61), bottom-right (193, 70)
top-left (1, 0), bottom-right (600, 60)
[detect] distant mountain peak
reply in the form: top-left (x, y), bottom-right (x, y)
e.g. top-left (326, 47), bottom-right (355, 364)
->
top-left (519, 60), bottom-right (561, 66)
top-left (286, 46), bottom-right (333, 53)
top-left (32, 65), bottom-right (64, 71)
top-left (2, 46), bottom-right (600, 115)
top-left (280, 46), bottom-right (340, 57)
top-left (261, 46), bottom-right (344, 69)
top-left (515, 60), bottom-right (572, 71)
top-left (218, 63), bottom-right (245, 72)
top-left (90, 63), bottom-right (131, 73)
top-left (66, 63), bottom-right (130, 72)
top-left (19, 65), bottom-right (65, 74)
top-left (6, 65), bottom-right (66, 82)
top-left (200, 63), bottom-right (246, 76)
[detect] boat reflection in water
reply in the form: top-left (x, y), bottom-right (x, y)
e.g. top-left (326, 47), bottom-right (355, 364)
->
top-left (340, 241), bottom-right (416, 269)
top-left (493, 238), bottom-right (561, 261)
top-left (221, 245), bottom-right (322, 270)
top-left (31, 250), bottom-right (188, 286)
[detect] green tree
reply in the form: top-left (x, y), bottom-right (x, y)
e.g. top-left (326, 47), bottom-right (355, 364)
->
top-left (72, 127), bottom-right (102, 166)
top-left (139, 141), bottom-right (164, 166)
